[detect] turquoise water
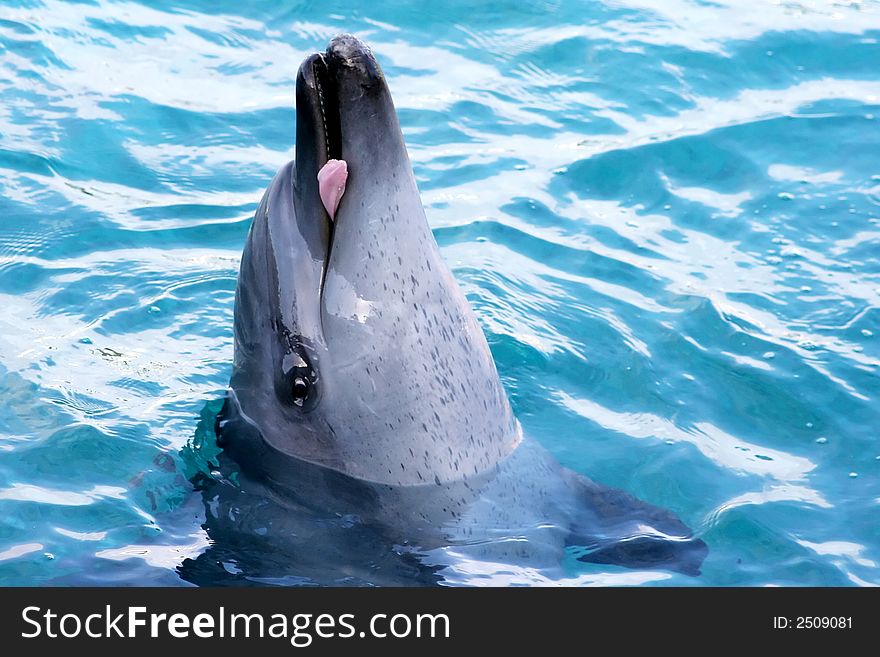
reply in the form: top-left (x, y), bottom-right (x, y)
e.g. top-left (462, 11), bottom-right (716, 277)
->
top-left (1, 0), bottom-right (879, 586)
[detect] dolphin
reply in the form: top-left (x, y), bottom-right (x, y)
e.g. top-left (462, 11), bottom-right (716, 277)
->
top-left (198, 34), bottom-right (707, 585)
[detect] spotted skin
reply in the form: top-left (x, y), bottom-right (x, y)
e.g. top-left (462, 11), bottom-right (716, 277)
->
top-left (209, 35), bottom-right (707, 582)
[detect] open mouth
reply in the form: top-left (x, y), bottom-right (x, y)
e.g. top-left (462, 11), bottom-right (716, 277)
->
top-left (294, 46), bottom-right (351, 298)
top-left (293, 35), bottom-right (384, 272)
top-left (309, 54), bottom-right (342, 165)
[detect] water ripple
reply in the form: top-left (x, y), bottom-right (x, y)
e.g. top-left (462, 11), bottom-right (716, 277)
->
top-left (0, 0), bottom-right (878, 585)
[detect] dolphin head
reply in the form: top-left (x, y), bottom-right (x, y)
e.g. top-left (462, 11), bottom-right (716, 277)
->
top-left (224, 35), bottom-right (519, 487)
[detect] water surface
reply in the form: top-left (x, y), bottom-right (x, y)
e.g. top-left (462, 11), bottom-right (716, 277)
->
top-left (1, 0), bottom-right (879, 585)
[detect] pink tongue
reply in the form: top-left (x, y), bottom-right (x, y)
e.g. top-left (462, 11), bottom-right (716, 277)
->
top-left (317, 159), bottom-right (348, 220)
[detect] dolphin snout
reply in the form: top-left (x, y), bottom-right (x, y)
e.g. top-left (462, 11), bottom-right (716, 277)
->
top-left (325, 34), bottom-right (385, 87)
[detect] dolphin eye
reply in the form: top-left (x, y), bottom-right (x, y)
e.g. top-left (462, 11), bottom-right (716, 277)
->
top-left (291, 376), bottom-right (310, 405)
top-left (277, 339), bottom-right (319, 411)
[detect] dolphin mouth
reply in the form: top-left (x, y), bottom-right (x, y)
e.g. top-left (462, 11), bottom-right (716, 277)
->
top-left (296, 52), bottom-right (341, 183)
top-left (298, 34), bottom-right (387, 183)
top-left (295, 34), bottom-right (391, 303)
top-left (295, 46), bottom-right (347, 296)
top-left (308, 54), bottom-right (342, 165)
top-left (295, 36), bottom-right (384, 278)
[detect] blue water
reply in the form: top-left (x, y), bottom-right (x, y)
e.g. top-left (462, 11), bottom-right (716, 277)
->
top-left (1, 0), bottom-right (879, 586)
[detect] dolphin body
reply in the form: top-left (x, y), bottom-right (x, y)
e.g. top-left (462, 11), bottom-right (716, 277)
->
top-left (197, 35), bottom-right (707, 585)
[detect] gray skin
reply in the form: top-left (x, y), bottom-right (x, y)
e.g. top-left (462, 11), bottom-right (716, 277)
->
top-left (206, 35), bottom-right (707, 584)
